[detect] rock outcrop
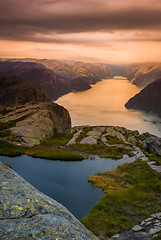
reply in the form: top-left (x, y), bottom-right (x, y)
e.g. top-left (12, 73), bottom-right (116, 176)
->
top-left (0, 162), bottom-right (98, 240)
top-left (0, 76), bottom-right (50, 109)
top-left (110, 213), bottom-right (161, 240)
top-left (143, 136), bottom-right (161, 156)
top-left (0, 102), bottom-right (71, 146)
top-left (125, 78), bottom-right (161, 117)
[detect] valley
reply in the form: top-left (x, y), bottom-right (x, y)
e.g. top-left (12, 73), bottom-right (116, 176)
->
top-left (1, 59), bottom-right (161, 240)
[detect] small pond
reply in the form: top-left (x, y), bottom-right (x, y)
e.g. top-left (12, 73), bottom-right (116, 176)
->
top-left (0, 154), bottom-right (136, 220)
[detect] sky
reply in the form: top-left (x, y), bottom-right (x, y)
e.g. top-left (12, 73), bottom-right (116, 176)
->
top-left (1, 0), bottom-right (161, 63)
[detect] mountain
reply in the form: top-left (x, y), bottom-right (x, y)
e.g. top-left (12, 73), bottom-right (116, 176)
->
top-left (0, 76), bottom-right (50, 109)
top-left (31, 59), bottom-right (113, 81)
top-left (70, 77), bottom-right (91, 91)
top-left (124, 63), bottom-right (161, 87)
top-left (0, 60), bottom-right (71, 100)
top-left (0, 59), bottom-right (113, 99)
top-left (1, 58), bottom-right (113, 80)
top-left (125, 77), bottom-right (161, 117)
top-left (70, 62), bottom-right (113, 81)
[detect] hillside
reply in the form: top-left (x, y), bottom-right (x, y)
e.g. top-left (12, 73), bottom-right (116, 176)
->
top-left (0, 60), bottom-right (70, 100)
top-left (124, 63), bottom-right (161, 87)
top-left (125, 78), bottom-right (161, 117)
top-left (0, 76), bottom-right (50, 109)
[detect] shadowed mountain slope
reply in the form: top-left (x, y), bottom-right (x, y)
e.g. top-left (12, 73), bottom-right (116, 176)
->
top-left (125, 77), bottom-right (161, 117)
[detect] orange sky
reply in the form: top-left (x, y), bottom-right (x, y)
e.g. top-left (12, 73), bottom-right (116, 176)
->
top-left (1, 0), bottom-right (161, 63)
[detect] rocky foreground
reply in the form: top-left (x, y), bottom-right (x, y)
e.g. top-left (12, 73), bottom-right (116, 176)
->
top-left (0, 162), bottom-right (98, 240)
top-left (0, 102), bottom-right (71, 146)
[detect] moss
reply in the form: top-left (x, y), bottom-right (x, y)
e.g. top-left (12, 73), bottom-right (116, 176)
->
top-left (0, 113), bottom-right (32, 133)
top-left (0, 140), bottom-right (28, 157)
top-left (41, 132), bottom-right (74, 146)
top-left (71, 144), bottom-right (134, 159)
top-left (26, 146), bottom-right (84, 161)
top-left (82, 160), bottom-right (161, 237)
top-left (76, 127), bottom-right (93, 142)
top-left (106, 135), bottom-right (127, 145)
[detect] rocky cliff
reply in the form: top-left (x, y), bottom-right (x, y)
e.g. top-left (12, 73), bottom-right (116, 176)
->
top-left (0, 162), bottom-right (98, 240)
top-left (0, 102), bottom-right (71, 146)
top-left (0, 76), bottom-right (50, 109)
top-left (125, 78), bottom-right (161, 117)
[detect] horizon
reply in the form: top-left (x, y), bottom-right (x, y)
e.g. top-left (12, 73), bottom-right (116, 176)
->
top-left (1, 0), bottom-right (161, 63)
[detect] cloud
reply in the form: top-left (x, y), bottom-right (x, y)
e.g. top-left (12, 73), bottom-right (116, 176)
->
top-left (0, 0), bottom-right (161, 44)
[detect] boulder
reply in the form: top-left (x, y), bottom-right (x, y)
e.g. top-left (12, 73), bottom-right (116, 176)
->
top-left (143, 136), bottom-right (161, 156)
top-left (0, 102), bottom-right (71, 146)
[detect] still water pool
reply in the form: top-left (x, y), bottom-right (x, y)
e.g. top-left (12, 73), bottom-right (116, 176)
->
top-left (0, 154), bottom-right (136, 220)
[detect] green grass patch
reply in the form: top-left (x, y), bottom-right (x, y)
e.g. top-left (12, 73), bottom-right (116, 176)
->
top-left (26, 146), bottom-right (84, 161)
top-left (25, 132), bottom-right (84, 161)
top-left (71, 144), bottom-right (134, 159)
top-left (41, 132), bottom-right (74, 146)
top-left (76, 127), bottom-right (93, 142)
top-left (0, 131), bottom-right (84, 161)
top-left (0, 140), bottom-right (27, 157)
top-left (106, 135), bottom-right (127, 145)
top-left (0, 114), bottom-right (32, 131)
top-left (82, 160), bottom-right (161, 238)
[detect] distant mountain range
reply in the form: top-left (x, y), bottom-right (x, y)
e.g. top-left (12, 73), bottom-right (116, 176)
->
top-left (0, 59), bottom-right (113, 100)
top-left (1, 58), bottom-right (161, 118)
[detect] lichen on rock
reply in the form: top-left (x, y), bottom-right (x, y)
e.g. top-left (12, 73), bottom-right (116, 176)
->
top-left (0, 162), bottom-right (98, 240)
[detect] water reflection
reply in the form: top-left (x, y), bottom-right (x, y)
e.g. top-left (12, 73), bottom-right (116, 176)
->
top-left (56, 77), bottom-right (161, 137)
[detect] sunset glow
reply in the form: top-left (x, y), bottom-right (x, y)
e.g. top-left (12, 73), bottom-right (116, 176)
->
top-left (1, 0), bottom-right (161, 63)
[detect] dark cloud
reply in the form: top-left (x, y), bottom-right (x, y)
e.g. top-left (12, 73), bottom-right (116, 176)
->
top-left (0, 0), bottom-right (161, 43)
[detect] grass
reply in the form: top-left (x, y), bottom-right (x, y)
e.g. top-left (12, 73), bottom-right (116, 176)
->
top-left (26, 146), bottom-right (84, 161)
top-left (41, 132), bottom-right (74, 146)
top-left (82, 159), bottom-right (161, 238)
top-left (26, 132), bottom-right (84, 160)
top-left (0, 132), bottom-right (84, 161)
top-left (0, 141), bottom-right (28, 157)
top-left (76, 126), bottom-right (93, 142)
top-left (0, 114), bottom-right (32, 131)
top-left (71, 143), bottom-right (134, 159)
top-left (106, 135), bottom-right (127, 145)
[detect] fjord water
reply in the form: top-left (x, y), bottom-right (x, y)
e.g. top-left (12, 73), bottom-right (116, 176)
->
top-left (56, 76), bottom-right (161, 137)
top-left (0, 154), bottom-right (136, 220)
